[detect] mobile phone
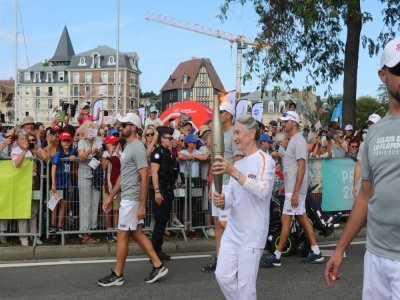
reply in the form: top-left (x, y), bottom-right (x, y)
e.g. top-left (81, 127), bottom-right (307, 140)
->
top-left (321, 136), bottom-right (327, 146)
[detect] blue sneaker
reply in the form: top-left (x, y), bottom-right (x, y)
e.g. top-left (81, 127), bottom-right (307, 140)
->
top-left (106, 233), bottom-right (114, 243)
top-left (260, 254), bottom-right (281, 267)
top-left (300, 251), bottom-right (324, 264)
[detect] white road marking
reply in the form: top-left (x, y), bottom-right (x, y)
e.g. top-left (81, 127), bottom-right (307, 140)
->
top-left (319, 240), bottom-right (366, 248)
top-left (321, 250), bottom-right (347, 258)
top-left (0, 254), bottom-right (211, 268)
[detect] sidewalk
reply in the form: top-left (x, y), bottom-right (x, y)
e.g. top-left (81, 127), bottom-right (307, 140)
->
top-left (0, 227), bottom-right (366, 262)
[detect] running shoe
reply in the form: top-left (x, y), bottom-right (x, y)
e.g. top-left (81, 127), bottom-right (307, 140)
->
top-left (144, 265), bottom-right (168, 283)
top-left (97, 270), bottom-right (124, 287)
top-left (300, 252), bottom-right (325, 264)
top-left (202, 257), bottom-right (217, 272)
top-left (260, 254), bottom-right (281, 267)
top-left (106, 233), bottom-right (114, 243)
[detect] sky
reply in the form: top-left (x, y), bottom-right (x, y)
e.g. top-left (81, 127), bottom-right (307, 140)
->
top-left (0, 0), bottom-right (389, 100)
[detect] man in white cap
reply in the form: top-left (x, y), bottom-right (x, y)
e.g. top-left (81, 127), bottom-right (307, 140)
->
top-left (344, 124), bottom-right (354, 139)
top-left (144, 106), bottom-right (162, 129)
top-left (98, 113), bottom-right (168, 286)
top-left (202, 100), bottom-right (244, 272)
top-left (263, 111), bottom-right (323, 267)
top-left (326, 37), bottom-right (400, 299)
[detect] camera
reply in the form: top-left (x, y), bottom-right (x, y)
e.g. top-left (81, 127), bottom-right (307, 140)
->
top-left (29, 142), bottom-right (35, 150)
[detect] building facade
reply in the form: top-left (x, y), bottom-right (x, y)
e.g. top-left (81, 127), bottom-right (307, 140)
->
top-left (160, 58), bottom-right (225, 111)
top-left (17, 26), bottom-right (140, 125)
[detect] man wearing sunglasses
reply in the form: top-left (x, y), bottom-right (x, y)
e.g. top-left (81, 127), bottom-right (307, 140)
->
top-left (328, 130), bottom-right (346, 158)
top-left (98, 113), bottom-right (168, 286)
top-left (326, 37), bottom-right (400, 299)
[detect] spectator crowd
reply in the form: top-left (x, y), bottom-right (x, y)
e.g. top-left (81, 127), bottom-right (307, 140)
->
top-left (0, 99), bottom-right (379, 246)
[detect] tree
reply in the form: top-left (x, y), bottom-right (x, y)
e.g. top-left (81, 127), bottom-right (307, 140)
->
top-left (355, 95), bottom-right (387, 130)
top-left (219, 0), bottom-right (400, 127)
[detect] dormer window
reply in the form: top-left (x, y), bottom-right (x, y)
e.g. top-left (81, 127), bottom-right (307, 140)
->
top-left (108, 56), bottom-right (116, 65)
top-left (46, 72), bottom-right (53, 83)
top-left (79, 57), bottom-right (86, 66)
top-left (183, 74), bottom-right (188, 84)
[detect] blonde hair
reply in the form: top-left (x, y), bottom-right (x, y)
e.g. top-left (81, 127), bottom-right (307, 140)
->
top-left (79, 121), bottom-right (98, 139)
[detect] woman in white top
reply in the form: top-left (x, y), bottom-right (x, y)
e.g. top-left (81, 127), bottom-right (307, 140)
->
top-left (213, 114), bottom-right (276, 300)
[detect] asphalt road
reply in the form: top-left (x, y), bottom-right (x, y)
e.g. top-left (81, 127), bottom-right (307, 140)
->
top-left (0, 242), bottom-right (365, 300)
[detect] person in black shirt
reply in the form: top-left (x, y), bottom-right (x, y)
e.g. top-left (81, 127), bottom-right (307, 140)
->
top-left (150, 126), bottom-right (179, 261)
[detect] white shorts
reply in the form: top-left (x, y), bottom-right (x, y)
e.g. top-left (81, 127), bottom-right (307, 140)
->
top-left (282, 193), bottom-right (306, 216)
top-left (118, 199), bottom-right (144, 231)
top-left (363, 250), bottom-right (400, 299)
top-left (211, 184), bottom-right (231, 222)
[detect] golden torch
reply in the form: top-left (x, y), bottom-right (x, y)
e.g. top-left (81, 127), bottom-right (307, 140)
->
top-left (211, 92), bottom-right (225, 194)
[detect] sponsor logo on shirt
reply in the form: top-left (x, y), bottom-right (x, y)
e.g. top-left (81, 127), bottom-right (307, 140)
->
top-left (248, 173), bottom-right (257, 179)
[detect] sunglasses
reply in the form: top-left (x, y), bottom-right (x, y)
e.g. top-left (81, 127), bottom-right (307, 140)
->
top-left (338, 136), bottom-right (344, 139)
top-left (350, 145), bottom-right (359, 149)
top-left (387, 63), bottom-right (400, 76)
top-left (28, 139), bottom-right (36, 142)
top-left (121, 123), bottom-right (132, 128)
top-left (146, 133), bottom-right (155, 137)
top-left (162, 136), bottom-right (173, 141)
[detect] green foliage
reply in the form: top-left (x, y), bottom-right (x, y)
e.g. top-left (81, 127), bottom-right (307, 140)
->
top-left (219, 0), bottom-right (400, 95)
top-left (355, 96), bottom-right (387, 130)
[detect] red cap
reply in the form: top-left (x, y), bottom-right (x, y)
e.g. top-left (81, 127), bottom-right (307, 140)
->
top-left (53, 124), bottom-right (61, 132)
top-left (59, 131), bottom-right (72, 141)
top-left (104, 135), bottom-right (119, 145)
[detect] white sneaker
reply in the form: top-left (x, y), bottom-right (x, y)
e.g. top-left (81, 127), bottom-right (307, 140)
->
top-left (206, 228), bottom-right (215, 237)
top-left (171, 219), bottom-right (185, 228)
top-left (20, 238), bottom-right (29, 246)
top-left (36, 238), bottom-right (43, 245)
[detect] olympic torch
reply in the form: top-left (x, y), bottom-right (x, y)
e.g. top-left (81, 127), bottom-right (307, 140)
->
top-left (211, 92), bottom-right (225, 194)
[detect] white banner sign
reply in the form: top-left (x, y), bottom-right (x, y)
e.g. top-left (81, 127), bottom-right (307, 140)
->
top-left (252, 102), bottom-right (264, 122)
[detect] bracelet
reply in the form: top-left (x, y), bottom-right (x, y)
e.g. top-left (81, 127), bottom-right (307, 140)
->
top-left (155, 191), bottom-right (161, 194)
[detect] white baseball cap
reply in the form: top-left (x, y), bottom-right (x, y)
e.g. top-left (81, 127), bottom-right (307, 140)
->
top-left (117, 112), bottom-right (142, 129)
top-left (279, 111), bottom-right (300, 124)
top-left (344, 124), bottom-right (353, 131)
top-left (367, 113), bottom-right (381, 124)
top-left (80, 102), bottom-right (90, 109)
top-left (219, 102), bottom-right (235, 116)
top-left (380, 37), bottom-right (400, 69)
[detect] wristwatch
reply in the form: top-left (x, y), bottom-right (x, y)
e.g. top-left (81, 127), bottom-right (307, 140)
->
top-left (234, 172), bottom-right (240, 181)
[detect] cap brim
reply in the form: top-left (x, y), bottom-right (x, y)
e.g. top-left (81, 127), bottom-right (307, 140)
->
top-left (279, 116), bottom-right (290, 121)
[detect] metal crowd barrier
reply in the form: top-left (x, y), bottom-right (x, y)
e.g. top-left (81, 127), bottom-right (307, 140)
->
top-left (0, 157), bottom-right (44, 247)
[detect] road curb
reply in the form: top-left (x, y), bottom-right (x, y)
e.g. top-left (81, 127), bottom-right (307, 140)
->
top-left (0, 227), bottom-right (366, 262)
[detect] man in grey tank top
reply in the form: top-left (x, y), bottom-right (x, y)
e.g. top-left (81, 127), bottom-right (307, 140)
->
top-left (97, 113), bottom-right (168, 286)
top-left (326, 37), bottom-right (400, 299)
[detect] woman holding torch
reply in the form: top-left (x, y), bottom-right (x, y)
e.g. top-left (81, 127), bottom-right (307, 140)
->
top-left (212, 114), bottom-right (275, 300)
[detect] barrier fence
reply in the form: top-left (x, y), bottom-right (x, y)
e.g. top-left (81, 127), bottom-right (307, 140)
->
top-left (0, 156), bottom-right (356, 246)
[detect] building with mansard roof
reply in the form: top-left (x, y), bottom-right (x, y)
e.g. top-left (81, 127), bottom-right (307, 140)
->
top-left (160, 58), bottom-right (224, 110)
top-left (17, 26), bottom-right (140, 125)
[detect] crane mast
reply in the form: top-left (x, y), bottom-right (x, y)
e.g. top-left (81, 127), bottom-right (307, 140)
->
top-left (146, 13), bottom-right (270, 99)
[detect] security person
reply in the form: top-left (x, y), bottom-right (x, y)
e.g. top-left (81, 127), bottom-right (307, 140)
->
top-left (151, 126), bottom-right (179, 260)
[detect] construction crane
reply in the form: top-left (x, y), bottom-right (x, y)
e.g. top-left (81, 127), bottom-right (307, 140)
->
top-left (145, 13), bottom-right (271, 99)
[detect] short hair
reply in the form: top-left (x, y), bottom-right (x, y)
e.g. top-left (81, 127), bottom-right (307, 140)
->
top-left (235, 114), bottom-right (260, 142)
top-left (289, 102), bottom-right (297, 109)
top-left (333, 130), bottom-right (343, 140)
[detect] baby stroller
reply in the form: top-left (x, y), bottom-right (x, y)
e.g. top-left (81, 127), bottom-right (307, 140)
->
top-left (265, 184), bottom-right (341, 257)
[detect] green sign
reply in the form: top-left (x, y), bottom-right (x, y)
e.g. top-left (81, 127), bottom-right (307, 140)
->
top-left (321, 159), bottom-right (356, 211)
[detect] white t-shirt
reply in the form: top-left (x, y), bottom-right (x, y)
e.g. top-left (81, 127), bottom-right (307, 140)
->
top-left (144, 117), bottom-right (162, 129)
top-left (179, 149), bottom-right (202, 178)
top-left (11, 146), bottom-right (36, 175)
top-left (223, 150), bottom-right (276, 249)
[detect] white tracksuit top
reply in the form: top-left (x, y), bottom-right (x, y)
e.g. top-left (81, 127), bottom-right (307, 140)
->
top-left (222, 150), bottom-right (276, 249)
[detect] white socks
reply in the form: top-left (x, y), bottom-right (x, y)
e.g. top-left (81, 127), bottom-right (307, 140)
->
top-left (274, 250), bottom-right (282, 259)
top-left (311, 245), bottom-right (321, 255)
